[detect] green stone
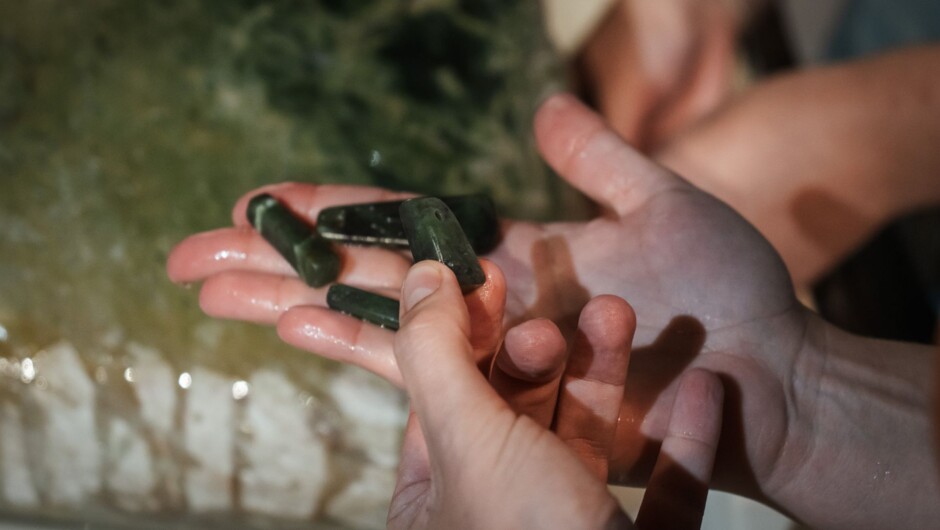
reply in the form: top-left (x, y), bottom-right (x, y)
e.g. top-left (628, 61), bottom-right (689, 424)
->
top-left (247, 193), bottom-right (341, 288)
top-left (316, 194), bottom-right (500, 254)
top-left (326, 284), bottom-right (400, 330)
top-left (399, 197), bottom-right (486, 291)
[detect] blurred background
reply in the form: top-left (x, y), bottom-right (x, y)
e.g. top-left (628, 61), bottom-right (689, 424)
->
top-left (0, 0), bottom-right (937, 528)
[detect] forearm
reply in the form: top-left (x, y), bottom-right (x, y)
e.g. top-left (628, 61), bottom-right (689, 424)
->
top-left (763, 44), bottom-right (940, 220)
top-left (660, 44), bottom-right (940, 284)
top-left (838, 44), bottom-right (940, 213)
top-left (772, 315), bottom-right (939, 529)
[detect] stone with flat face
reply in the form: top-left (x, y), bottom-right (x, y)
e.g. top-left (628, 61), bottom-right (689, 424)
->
top-left (247, 193), bottom-right (340, 288)
top-left (399, 197), bottom-right (486, 290)
top-left (316, 194), bottom-right (500, 253)
top-left (327, 284), bottom-right (400, 330)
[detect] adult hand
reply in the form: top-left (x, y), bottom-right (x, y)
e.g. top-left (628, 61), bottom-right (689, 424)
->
top-left (167, 94), bottom-right (806, 499)
top-left (657, 45), bottom-right (940, 286)
top-left (167, 92), bottom-right (940, 528)
top-left (577, 0), bottom-right (747, 150)
top-left (387, 260), bottom-right (724, 529)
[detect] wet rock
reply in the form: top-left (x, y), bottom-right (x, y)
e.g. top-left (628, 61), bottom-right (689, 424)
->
top-left (325, 465), bottom-right (396, 530)
top-left (0, 403), bottom-right (39, 508)
top-left (183, 367), bottom-right (234, 512)
top-left (105, 417), bottom-right (158, 511)
top-left (239, 370), bottom-right (329, 519)
top-left (30, 341), bottom-right (101, 506)
top-left (328, 368), bottom-right (407, 468)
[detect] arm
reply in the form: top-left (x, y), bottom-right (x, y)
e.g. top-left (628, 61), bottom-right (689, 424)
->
top-left (766, 315), bottom-right (939, 529)
top-left (167, 94), bottom-right (939, 528)
top-left (658, 44), bottom-right (940, 285)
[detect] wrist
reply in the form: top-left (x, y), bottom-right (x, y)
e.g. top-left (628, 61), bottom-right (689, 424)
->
top-left (766, 314), bottom-right (939, 529)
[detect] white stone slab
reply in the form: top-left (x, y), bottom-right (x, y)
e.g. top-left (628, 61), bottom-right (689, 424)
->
top-left (30, 341), bottom-right (101, 506)
top-left (239, 370), bottom-right (329, 519)
top-left (325, 465), bottom-right (395, 530)
top-left (0, 402), bottom-right (39, 508)
top-left (182, 367), bottom-right (234, 512)
top-left (105, 417), bottom-right (157, 511)
top-left (126, 342), bottom-right (176, 438)
top-left (328, 368), bottom-right (407, 467)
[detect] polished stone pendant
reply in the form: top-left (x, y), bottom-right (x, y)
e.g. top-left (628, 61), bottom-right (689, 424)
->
top-left (247, 193), bottom-right (341, 288)
top-left (316, 194), bottom-right (500, 254)
top-left (399, 197), bottom-right (486, 291)
top-left (326, 284), bottom-right (400, 330)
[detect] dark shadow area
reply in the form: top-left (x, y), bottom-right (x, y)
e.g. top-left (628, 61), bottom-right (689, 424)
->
top-left (519, 234), bottom-right (593, 336)
top-left (814, 208), bottom-right (940, 344)
top-left (634, 454), bottom-right (710, 530)
top-left (609, 316), bottom-right (705, 485)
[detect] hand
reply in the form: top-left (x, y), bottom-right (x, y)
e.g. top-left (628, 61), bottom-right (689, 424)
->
top-left (656, 45), bottom-right (940, 286)
top-left (577, 0), bottom-right (745, 150)
top-left (388, 260), bottom-right (724, 529)
top-left (167, 93), bottom-right (940, 528)
top-left (167, 95), bottom-right (808, 509)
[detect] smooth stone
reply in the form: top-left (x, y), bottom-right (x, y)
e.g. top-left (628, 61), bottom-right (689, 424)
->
top-left (316, 193), bottom-right (500, 253)
top-left (247, 193), bottom-right (340, 288)
top-left (399, 197), bottom-right (485, 290)
top-left (327, 284), bottom-right (400, 330)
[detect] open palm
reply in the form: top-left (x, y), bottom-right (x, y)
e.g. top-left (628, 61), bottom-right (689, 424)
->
top-left (167, 94), bottom-right (812, 497)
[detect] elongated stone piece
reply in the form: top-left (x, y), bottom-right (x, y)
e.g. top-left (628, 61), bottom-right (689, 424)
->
top-left (247, 193), bottom-right (340, 288)
top-left (327, 284), bottom-right (400, 330)
top-left (316, 194), bottom-right (500, 253)
top-left (399, 197), bottom-right (485, 290)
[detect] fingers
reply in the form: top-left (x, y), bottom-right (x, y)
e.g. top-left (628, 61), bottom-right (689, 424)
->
top-left (199, 271), bottom-right (326, 324)
top-left (394, 261), bottom-right (507, 442)
top-left (466, 260), bottom-right (508, 371)
top-left (278, 304), bottom-right (402, 385)
top-left (167, 227), bottom-right (411, 288)
top-left (166, 227), bottom-right (295, 282)
top-left (230, 182), bottom-right (414, 228)
top-left (553, 295), bottom-right (636, 481)
top-left (533, 93), bottom-right (682, 216)
top-left (635, 369), bottom-right (724, 530)
top-left (489, 318), bottom-right (568, 428)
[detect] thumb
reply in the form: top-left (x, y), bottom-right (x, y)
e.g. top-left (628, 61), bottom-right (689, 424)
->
top-left (534, 93), bottom-right (684, 216)
top-left (394, 261), bottom-right (507, 448)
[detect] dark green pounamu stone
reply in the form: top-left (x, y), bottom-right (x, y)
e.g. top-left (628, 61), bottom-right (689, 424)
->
top-left (316, 194), bottom-right (500, 253)
top-left (399, 197), bottom-right (486, 291)
top-left (327, 284), bottom-right (400, 330)
top-left (247, 193), bottom-right (340, 288)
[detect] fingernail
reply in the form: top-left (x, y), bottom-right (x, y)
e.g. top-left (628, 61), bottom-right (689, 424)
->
top-left (542, 92), bottom-right (576, 111)
top-left (403, 262), bottom-right (442, 312)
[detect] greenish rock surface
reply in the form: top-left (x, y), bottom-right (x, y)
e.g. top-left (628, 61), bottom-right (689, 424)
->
top-left (248, 194), bottom-right (340, 288)
top-left (400, 197), bottom-right (486, 290)
top-left (326, 285), bottom-right (400, 331)
top-left (316, 193), bottom-right (500, 253)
